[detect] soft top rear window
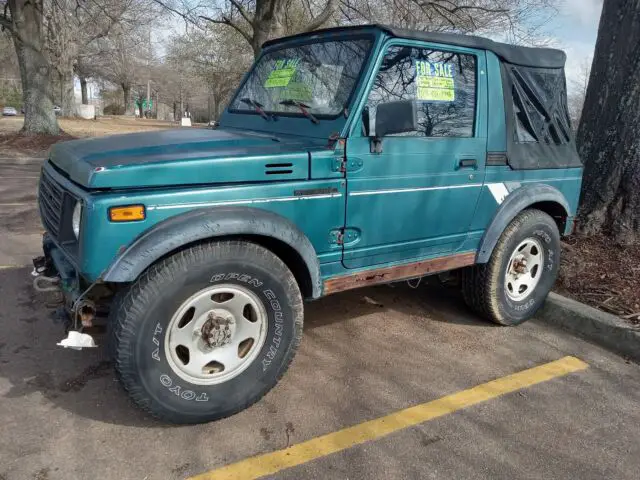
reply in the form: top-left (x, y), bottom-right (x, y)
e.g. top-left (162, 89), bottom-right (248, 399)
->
top-left (508, 65), bottom-right (572, 145)
top-left (502, 63), bottom-right (582, 170)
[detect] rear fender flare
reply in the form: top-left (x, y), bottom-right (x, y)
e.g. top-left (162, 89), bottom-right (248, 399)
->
top-left (476, 184), bottom-right (571, 263)
top-left (102, 206), bottom-right (322, 298)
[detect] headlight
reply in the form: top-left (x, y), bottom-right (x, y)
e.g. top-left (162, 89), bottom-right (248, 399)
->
top-left (72, 202), bottom-right (82, 239)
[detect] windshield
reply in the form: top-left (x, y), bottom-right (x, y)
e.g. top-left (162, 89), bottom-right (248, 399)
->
top-left (229, 38), bottom-right (373, 118)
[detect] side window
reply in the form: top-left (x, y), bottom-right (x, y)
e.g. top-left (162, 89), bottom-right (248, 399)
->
top-left (509, 66), bottom-right (571, 145)
top-left (365, 45), bottom-right (477, 137)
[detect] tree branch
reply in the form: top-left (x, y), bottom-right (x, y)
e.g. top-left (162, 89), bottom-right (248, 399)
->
top-left (199, 15), bottom-right (253, 46)
top-left (149, 0), bottom-right (200, 26)
top-left (228, 0), bottom-right (254, 27)
top-left (303, 0), bottom-right (336, 32)
top-left (0, 2), bottom-right (13, 32)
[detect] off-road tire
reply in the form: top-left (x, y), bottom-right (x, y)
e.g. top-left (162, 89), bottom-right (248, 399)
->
top-left (462, 209), bottom-right (560, 326)
top-left (111, 240), bottom-right (303, 424)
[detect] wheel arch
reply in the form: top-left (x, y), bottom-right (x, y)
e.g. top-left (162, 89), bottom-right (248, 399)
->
top-left (102, 206), bottom-right (322, 299)
top-left (477, 184), bottom-right (571, 264)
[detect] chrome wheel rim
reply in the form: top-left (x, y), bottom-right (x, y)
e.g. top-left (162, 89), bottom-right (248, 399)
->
top-left (505, 238), bottom-right (544, 302)
top-left (165, 284), bottom-right (268, 385)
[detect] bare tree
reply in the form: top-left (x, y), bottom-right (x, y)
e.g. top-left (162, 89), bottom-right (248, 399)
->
top-left (165, 25), bottom-right (249, 120)
top-left (1, 0), bottom-right (59, 134)
top-left (0, 31), bottom-right (21, 107)
top-left (576, 0), bottom-right (640, 245)
top-left (94, 27), bottom-right (147, 115)
top-left (339, 0), bottom-right (557, 43)
top-left (46, 0), bottom-right (130, 116)
top-left (152, 0), bottom-right (338, 58)
top-left (0, 0), bottom-right (145, 132)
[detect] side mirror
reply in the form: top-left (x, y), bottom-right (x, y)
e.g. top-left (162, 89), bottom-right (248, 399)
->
top-left (371, 100), bottom-right (418, 153)
top-left (375, 100), bottom-right (418, 137)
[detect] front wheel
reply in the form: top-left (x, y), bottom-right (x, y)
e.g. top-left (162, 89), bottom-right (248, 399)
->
top-left (111, 240), bottom-right (303, 424)
top-left (462, 209), bottom-right (560, 325)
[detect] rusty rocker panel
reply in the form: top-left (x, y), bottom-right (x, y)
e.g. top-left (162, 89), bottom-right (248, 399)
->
top-left (323, 251), bottom-right (476, 295)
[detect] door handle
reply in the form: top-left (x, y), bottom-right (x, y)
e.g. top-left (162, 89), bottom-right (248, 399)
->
top-left (457, 158), bottom-right (477, 169)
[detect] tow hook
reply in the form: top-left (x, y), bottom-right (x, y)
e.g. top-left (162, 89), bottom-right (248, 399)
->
top-left (32, 274), bottom-right (61, 293)
top-left (57, 298), bottom-right (98, 350)
top-left (31, 269), bottom-right (99, 350)
top-left (56, 297), bottom-right (99, 350)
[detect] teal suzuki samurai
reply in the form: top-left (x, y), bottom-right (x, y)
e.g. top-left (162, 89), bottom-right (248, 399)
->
top-left (34, 25), bottom-right (582, 423)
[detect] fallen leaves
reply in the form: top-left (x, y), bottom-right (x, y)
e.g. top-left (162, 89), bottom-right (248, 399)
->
top-left (558, 235), bottom-right (640, 326)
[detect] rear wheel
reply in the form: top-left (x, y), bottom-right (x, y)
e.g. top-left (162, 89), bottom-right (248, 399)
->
top-left (111, 240), bottom-right (303, 424)
top-left (462, 209), bottom-right (560, 325)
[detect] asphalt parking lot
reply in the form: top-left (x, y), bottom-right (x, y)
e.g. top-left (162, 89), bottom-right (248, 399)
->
top-left (0, 156), bottom-right (639, 480)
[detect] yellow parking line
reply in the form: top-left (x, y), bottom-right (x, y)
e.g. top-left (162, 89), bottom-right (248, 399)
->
top-left (190, 356), bottom-right (588, 480)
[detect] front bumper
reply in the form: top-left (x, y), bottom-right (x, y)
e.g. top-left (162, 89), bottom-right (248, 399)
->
top-left (33, 235), bottom-right (103, 348)
top-left (34, 233), bottom-right (114, 324)
top-left (34, 233), bottom-right (83, 302)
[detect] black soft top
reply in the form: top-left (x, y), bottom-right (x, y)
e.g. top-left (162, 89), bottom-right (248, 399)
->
top-left (263, 24), bottom-right (580, 170)
top-left (263, 24), bottom-right (566, 69)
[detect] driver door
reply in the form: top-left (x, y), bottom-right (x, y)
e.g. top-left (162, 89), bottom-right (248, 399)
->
top-left (343, 42), bottom-right (487, 269)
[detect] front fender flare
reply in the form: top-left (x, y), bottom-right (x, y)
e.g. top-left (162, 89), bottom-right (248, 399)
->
top-left (476, 184), bottom-right (571, 263)
top-left (102, 206), bottom-right (322, 298)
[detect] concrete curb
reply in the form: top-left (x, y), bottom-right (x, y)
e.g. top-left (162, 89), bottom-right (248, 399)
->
top-left (536, 292), bottom-right (640, 362)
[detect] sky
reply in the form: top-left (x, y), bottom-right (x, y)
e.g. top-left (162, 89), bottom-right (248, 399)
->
top-left (551, 0), bottom-right (603, 94)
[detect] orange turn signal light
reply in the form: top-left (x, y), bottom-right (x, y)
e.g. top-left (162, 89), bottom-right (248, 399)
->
top-left (109, 205), bottom-right (146, 222)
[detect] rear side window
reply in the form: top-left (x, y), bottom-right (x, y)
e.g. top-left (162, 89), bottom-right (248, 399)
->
top-left (365, 45), bottom-right (477, 137)
top-left (508, 65), bottom-right (572, 145)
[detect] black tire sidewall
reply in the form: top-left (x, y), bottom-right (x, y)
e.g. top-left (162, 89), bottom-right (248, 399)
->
top-left (124, 255), bottom-right (299, 422)
top-left (494, 216), bottom-right (560, 324)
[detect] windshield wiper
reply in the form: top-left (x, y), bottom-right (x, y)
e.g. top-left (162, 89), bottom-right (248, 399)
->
top-left (240, 98), bottom-right (271, 121)
top-left (279, 100), bottom-right (319, 124)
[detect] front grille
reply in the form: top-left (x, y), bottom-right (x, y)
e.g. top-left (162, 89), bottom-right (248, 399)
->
top-left (39, 170), bottom-right (65, 237)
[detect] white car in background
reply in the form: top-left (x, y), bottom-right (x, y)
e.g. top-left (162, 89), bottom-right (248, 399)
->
top-left (2, 106), bottom-right (18, 116)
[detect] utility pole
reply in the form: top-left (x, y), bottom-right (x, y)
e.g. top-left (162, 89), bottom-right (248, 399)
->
top-left (146, 29), bottom-right (151, 118)
top-left (146, 79), bottom-right (151, 118)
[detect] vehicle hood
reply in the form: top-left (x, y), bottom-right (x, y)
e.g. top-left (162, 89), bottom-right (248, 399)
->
top-left (49, 128), bottom-right (326, 189)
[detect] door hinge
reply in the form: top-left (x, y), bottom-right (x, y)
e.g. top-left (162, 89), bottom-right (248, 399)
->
top-left (333, 157), bottom-right (364, 173)
top-left (329, 228), bottom-right (344, 245)
top-left (329, 228), bottom-right (360, 246)
top-left (333, 157), bottom-right (346, 173)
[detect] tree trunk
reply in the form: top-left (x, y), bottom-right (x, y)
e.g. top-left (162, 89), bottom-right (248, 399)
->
top-left (576, 0), bottom-right (640, 245)
top-left (251, 0), bottom-right (287, 58)
top-left (122, 84), bottom-right (134, 116)
top-left (213, 93), bottom-right (222, 120)
top-left (136, 99), bottom-right (144, 118)
top-left (80, 76), bottom-right (88, 105)
top-left (59, 69), bottom-right (75, 117)
top-left (8, 0), bottom-right (59, 135)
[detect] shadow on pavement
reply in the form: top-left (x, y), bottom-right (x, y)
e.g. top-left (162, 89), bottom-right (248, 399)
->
top-left (0, 267), bottom-right (488, 428)
top-left (0, 267), bottom-right (166, 428)
top-left (307, 279), bottom-right (494, 329)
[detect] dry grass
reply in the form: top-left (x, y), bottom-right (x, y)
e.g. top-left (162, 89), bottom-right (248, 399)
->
top-left (0, 115), bottom-right (178, 157)
top-left (0, 115), bottom-right (175, 138)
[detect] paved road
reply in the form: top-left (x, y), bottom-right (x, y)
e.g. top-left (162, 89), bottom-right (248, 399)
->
top-left (0, 157), bottom-right (45, 267)
top-left (0, 157), bottom-right (638, 480)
